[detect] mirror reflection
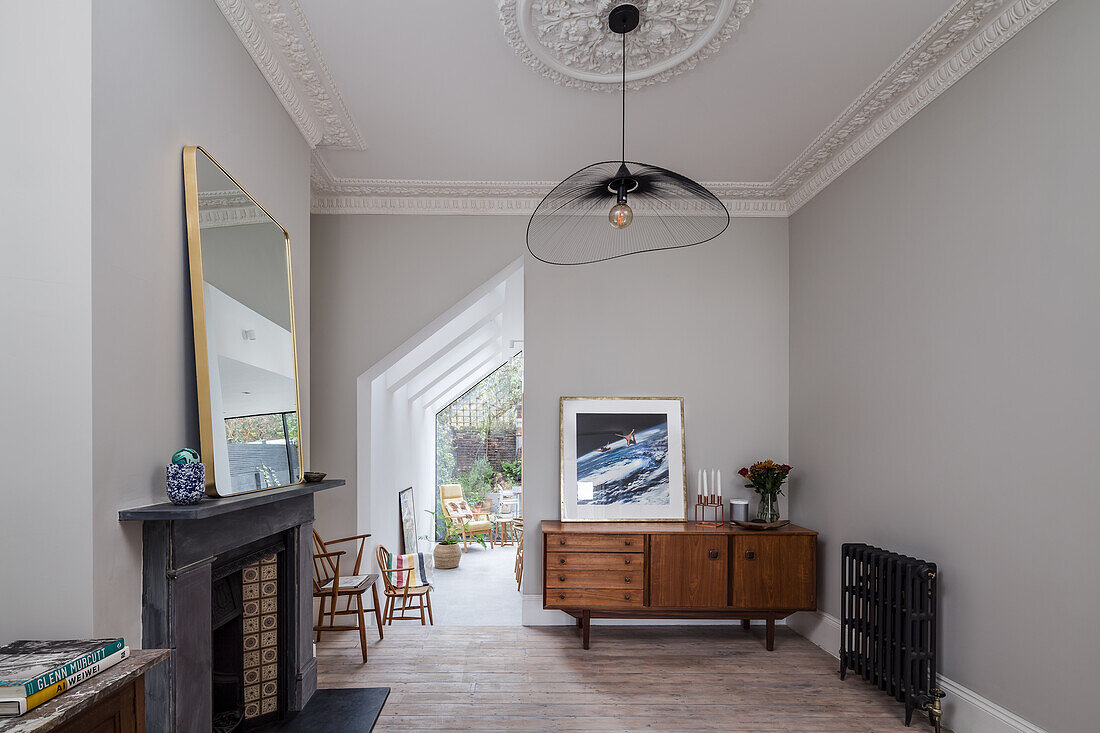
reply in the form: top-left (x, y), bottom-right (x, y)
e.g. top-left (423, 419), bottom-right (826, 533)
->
top-left (186, 147), bottom-right (302, 495)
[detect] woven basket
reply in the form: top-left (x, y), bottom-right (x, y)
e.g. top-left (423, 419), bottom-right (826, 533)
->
top-left (434, 542), bottom-right (461, 569)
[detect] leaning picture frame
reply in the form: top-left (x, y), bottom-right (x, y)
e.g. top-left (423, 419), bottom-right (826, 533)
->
top-left (398, 486), bottom-right (416, 554)
top-left (560, 397), bottom-right (686, 522)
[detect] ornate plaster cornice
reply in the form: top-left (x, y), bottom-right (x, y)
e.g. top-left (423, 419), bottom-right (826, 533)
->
top-left (308, 0), bottom-right (1057, 216)
top-left (783, 0), bottom-right (1058, 213)
top-left (309, 157), bottom-right (788, 216)
top-left (213, 0), bottom-right (364, 149)
top-left (197, 190), bottom-right (271, 228)
top-left (498, 0), bottom-right (754, 92)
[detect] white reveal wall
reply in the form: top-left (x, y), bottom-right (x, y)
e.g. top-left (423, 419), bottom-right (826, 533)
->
top-left (357, 262), bottom-right (523, 555)
top-left (788, 1), bottom-right (1098, 731)
top-left (0, 3), bottom-right (94, 640)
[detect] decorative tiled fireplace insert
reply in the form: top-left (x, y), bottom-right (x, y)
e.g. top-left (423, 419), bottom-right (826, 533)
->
top-left (120, 480), bottom-right (344, 733)
top-left (241, 554), bottom-right (280, 720)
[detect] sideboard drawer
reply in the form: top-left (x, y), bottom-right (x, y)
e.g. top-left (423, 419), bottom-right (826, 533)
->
top-left (546, 533), bottom-right (644, 553)
top-left (547, 570), bottom-right (639, 589)
top-left (546, 587), bottom-right (643, 609)
top-left (546, 551), bottom-right (643, 571)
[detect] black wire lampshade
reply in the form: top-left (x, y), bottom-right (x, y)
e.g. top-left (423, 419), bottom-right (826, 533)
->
top-left (526, 160), bottom-right (729, 265)
top-left (525, 4), bottom-right (730, 266)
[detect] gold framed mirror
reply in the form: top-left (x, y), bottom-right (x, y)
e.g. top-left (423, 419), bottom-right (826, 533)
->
top-left (183, 146), bottom-right (303, 496)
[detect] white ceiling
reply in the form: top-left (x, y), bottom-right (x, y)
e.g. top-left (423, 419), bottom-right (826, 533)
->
top-left (214, 0), bottom-right (1059, 214)
top-left (304, 0), bottom-right (948, 183)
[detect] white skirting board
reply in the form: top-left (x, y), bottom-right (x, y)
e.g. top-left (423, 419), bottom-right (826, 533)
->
top-left (520, 595), bottom-right (783, 627)
top-left (785, 611), bottom-right (1048, 733)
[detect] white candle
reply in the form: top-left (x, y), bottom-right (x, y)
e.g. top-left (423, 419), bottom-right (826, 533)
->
top-left (702, 470), bottom-right (708, 497)
top-left (697, 469), bottom-right (703, 498)
top-left (716, 469), bottom-right (722, 499)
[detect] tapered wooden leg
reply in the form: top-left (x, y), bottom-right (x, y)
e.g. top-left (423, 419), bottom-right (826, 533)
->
top-left (355, 594), bottom-right (369, 663)
top-left (371, 584), bottom-right (384, 639)
top-left (315, 595), bottom-right (326, 642)
top-left (419, 594), bottom-right (426, 626)
top-left (741, 619), bottom-right (751, 631)
top-left (582, 610), bottom-right (591, 650)
top-left (576, 616), bottom-right (583, 629)
top-left (766, 618), bottom-right (775, 651)
top-left (383, 595), bottom-right (392, 625)
top-left (328, 592), bottom-right (338, 629)
top-left (425, 591), bottom-right (434, 625)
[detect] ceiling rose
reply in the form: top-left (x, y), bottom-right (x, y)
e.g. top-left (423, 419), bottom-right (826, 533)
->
top-left (499, 0), bottom-right (754, 91)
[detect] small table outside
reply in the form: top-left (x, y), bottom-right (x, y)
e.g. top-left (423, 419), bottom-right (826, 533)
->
top-left (495, 516), bottom-right (516, 546)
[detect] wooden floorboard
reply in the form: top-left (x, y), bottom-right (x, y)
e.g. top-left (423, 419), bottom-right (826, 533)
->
top-left (316, 625), bottom-right (926, 732)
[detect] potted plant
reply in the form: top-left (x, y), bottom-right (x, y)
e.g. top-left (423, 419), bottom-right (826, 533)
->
top-left (737, 460), bottom-right (792, 523)
top-left (421, 509), bottom-right (486, 569)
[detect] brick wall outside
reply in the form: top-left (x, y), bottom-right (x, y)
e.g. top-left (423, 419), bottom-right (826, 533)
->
top-left (451, 428), bottom-right (519, 476)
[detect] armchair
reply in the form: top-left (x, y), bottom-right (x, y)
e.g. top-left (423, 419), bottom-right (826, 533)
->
top-left (440, 483), bottom-right (494, 551)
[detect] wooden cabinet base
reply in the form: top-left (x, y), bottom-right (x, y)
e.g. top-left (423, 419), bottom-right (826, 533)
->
top-left (543, 521), bottom-right (817, 650)
top-left (562, 609), bottom-right (793, 650)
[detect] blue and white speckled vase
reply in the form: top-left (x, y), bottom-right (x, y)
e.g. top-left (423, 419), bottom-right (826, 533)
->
top-left (166, 463), bottom-right (206, 505)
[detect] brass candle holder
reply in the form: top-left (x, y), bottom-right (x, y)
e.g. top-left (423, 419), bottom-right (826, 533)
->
top-left (694, 494), bottom-right (724, 527)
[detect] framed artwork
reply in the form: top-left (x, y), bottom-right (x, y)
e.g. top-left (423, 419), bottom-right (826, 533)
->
top-left (398, 487), bottom-right (417, 554)
top-left (560, 397), bottom-right (686, 522)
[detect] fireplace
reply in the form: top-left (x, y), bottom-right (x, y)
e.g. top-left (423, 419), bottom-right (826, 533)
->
top-left (119, 481), bottom-right (343, 733)
top-left (211, 547), bottom-right (285, 731)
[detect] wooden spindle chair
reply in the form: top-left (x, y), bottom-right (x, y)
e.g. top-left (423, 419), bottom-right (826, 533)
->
top-left (376, 545), bottom-right (434, 626)
top-left (312, 530), bottom-right (384, 662)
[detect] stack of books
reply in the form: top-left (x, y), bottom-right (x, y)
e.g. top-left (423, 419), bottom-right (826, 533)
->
top-left (0, 639), bottom-right (129, 717)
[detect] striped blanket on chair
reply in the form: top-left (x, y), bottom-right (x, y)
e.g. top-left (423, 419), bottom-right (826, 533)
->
top-left (385, 552), bottom-right (433, 588)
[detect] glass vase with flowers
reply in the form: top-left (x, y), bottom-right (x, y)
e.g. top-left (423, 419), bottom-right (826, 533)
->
top-left (737, 460), bottom-right (792, 523)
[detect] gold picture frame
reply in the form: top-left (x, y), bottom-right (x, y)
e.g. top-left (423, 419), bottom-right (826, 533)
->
top-left (559, 396), bottom-right (687, 522)
top-left (183, 145), bottom-right (304, 496)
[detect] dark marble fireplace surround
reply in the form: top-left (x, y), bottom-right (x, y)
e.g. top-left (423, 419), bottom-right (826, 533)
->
top-left (119, 480), bottom-right (343, 732)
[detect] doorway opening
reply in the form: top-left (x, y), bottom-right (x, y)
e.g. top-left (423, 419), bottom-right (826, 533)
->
top-left (355, 260), bottom-right (523, 627)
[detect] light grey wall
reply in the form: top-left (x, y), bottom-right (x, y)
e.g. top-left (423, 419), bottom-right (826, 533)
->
top-left (310, 215), bottom-right (525, 541)
top-left (91, 0), bottom-right (311, 645)
top-left (311, 214), bottom-right (790, 596)
top-left (524, 218), bottom-right (790, 594)
top-left (788, 2), bottom-right (1098, 730)
top-left (0, 3), bottom-right (94, 640)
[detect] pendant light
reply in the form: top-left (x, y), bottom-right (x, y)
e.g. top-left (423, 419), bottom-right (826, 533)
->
top-left (526, 3), bottom-right (730, 266)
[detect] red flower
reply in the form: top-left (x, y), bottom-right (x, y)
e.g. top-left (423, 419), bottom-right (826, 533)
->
top-left (738, 467), bottom-right (749, 477)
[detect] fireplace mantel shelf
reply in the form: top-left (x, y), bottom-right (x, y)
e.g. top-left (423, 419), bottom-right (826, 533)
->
top-left (118, 479), bottom-right (345, 521)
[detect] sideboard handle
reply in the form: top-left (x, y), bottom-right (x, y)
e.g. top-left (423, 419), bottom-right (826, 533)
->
top-left (624, 559), bottom-right (631, 565)
top-left (559, 594), bottom-right (565, 600)
top-left (624, 577), bottom-right (631, 583)
top-left (624, 594), bottom-right (631, 600)
top-left (624, 540), bottom-right (632, 546)
top-left (559, 558), bottom-right (566, 565)
top-left (745, 550), bottom-right (756, 560)
top-left (559, 575), bottom-right (566, 582)
top-left (559, 538), bottom-right (566, 545)
top-left (708, 549), bottom-right (720, 560)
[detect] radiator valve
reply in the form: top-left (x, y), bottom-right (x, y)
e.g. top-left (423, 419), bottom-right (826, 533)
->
top-left (925, 688), bottom-right (945, 733)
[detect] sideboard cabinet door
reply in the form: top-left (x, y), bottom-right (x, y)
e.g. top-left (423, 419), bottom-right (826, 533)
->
top-left (649, 534), bottom-right (728, 608)
top-left (732, 535), bottom-right (816, 610)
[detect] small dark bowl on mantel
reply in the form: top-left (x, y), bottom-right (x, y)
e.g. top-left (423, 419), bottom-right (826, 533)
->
top-left (303, 471), bottom-right (327, 483)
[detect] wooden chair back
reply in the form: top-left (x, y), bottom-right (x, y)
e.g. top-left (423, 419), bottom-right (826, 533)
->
top-left (376, 545), bottom-right (395, 593)
top-left (312, 549), bottom-right (344, 595)
top-left (376, 544), bottom-right (422, 594)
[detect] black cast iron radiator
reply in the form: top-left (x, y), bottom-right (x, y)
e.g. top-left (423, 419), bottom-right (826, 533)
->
top-left (840, 543), bottom-right (944, 729)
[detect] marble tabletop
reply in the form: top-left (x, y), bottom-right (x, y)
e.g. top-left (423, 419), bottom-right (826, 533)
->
top-left (0, 649), bottom-right (170, 733)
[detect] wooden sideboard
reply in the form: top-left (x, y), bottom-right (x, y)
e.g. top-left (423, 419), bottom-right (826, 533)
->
top-left (542, 520), bottom-right (817, 649)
